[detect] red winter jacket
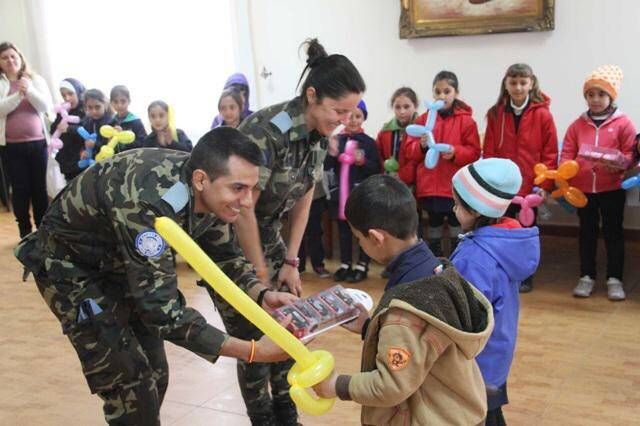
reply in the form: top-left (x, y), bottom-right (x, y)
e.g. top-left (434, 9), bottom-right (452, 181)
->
top-left (560, 110), bottom-right (637, 194)
top-left (483, 94), bottom-right (558, 196)
top-left (404, 101), bottom-right (481, 199)
top-left (375, 115), bottom-right (418, 185)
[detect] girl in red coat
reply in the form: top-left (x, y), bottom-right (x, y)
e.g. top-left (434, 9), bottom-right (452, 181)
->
top-left (483, 63), bottom-right (558, 293)
top-left (374, 87), bottom-right (419, 185)
top-left (403, 71), bottom-right (481, 256)
top-left (560, 65), bottom-right (636, 301)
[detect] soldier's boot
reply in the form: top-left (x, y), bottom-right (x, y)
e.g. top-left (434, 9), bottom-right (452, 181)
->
top-left (274, 401), bottom-right (300, 426)
top-left (427, 238), bottom-right (443, 257)
top-left (249, 413), bottom-right (278, 426)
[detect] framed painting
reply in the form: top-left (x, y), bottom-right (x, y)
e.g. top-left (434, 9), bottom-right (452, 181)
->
top-left (400, 0), bottom-right (555, 38)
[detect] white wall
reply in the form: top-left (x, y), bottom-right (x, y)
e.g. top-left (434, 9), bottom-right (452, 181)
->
top-left (248, 0), bottom-right (639, 137)
top-left (247, 0), bottom-right (640, 228)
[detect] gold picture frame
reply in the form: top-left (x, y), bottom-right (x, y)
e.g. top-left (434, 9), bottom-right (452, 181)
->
top-left (400, 0), bottom-right (555, 38)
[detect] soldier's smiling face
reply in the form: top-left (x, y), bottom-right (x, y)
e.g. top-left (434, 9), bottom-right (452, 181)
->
top-left (192, 155), bottom-right (259, 222)
top-left (305, 89), bottom-right (362, 136)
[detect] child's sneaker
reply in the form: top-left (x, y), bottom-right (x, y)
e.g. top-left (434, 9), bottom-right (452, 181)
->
top-left (313, 266), bottom-right (331, 279)
top-left (573, 275), bottom-right (595, 297)
top-left (333, 264), bottom-right (352, 282)
top-left (606, 278), bottom-right (626, 301)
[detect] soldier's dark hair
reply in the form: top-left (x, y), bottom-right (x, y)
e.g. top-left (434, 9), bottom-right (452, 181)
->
top-left (296, 38), bottom-right (366, 107)
top-left (186, 127), bottom-right (263, 181)
top-left (345, 175), bottom-right (418, 240)
top-left (433, 70), bottom-right (459, 91)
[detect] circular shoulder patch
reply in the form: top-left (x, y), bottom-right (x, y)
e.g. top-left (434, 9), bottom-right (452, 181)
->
top-left (135, 230), bottom-right (166, 258)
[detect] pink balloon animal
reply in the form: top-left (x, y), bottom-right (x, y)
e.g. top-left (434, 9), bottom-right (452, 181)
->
top-left (338, 139), bottom-right (359, 220)
top-left (49, 102), bottom-right (81, 154)
top-left (512, 191), bottom-right (543, 227)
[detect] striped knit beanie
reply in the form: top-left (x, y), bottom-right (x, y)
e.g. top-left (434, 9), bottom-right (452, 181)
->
top-left (452, 158), bottom-right (522, 218)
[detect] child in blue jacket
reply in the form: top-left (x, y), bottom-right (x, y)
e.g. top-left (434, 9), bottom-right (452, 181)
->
top-left (450, 158), bottom-right (540, 426)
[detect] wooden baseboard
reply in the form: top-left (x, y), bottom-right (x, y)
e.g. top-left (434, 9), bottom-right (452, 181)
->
top-left (540, 224), bottom-right (640, 240)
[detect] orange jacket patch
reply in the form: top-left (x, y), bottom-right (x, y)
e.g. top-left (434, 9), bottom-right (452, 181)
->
top-left (387, 347), bottom-right (411, 371)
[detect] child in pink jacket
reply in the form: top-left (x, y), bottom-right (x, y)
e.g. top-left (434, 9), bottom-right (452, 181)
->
top-left (560, 65), bottom-right (636, 301)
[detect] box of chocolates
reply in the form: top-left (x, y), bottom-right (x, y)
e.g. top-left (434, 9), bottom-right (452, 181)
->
top-left (578, 144), bottom-right (629, 169)
top-left (272, 285), bottom-right (363, 339)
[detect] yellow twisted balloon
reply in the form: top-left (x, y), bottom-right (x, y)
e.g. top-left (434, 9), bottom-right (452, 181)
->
top-left (96, 125), bottom-right (136, 161)
top-left (154, 217), bottom-right (335, 416)
top-left (167, 105), bottom-right (178, 143)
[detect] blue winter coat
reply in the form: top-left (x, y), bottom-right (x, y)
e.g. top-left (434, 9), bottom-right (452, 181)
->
top-left (450, 219), bottom-right (540, 388)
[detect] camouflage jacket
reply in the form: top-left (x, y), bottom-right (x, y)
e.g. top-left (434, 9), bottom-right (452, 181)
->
top-left (239, 97), bottom-right (328, 232)
top-left (15, 149), bottom-right (263, 362)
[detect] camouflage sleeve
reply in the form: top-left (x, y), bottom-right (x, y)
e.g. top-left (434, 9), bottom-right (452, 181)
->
top-left (111, 204), bottom-right (228, 363)
top-left (197, 222), bottom-right (267, 301)
top-left (311, 139), bottom-right (329, 184)
top-left (240, 121), bottom-right (277, 191)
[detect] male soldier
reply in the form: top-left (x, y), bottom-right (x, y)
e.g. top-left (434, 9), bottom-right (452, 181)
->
top-left (15, 127), bottom-right (297, 425)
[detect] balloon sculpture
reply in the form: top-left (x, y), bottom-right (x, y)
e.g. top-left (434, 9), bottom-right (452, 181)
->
top-left (95, 125), bottom-right (136, 162)
top-left (77, 126), bottom-right (97, 169)
top-left (621, 174), bottom-right (640, 190)
top-left (406, 100), bottom-right (452, 169)
top-left (154, 217), bottom-right (335, 416)
top-left (49, 102), bottom-right (81, 154)
top-left (512, 189), bottom-right (543, 227)
top-left (338, 140), bottom-right (359, 220)
top-left (533, 160), bottom-right (588, 208)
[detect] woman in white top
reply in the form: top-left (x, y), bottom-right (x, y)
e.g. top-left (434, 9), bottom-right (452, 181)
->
top-left (0, 41), bottom-right (53, 237)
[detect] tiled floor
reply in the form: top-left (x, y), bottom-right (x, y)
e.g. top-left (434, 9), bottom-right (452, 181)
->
top-left (0, 210), bottom-right (638, 425)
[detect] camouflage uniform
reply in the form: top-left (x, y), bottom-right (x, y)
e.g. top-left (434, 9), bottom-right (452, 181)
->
top-left (204, 97), bottom-right (327, 425)
top-left (14, 149), bottom-right (264, 426)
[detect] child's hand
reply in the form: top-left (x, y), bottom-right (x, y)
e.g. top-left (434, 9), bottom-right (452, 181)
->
top-left (84, 140), bottom-right (95, 150)
top-left (420, 134), bottom-right (428, 149)
top-left (354, 149), bottom-right (365, 165)
top-left (114, 125), bottom-right (123, 132)
top-left (341, 303), bottom-right (370, 334)
top-left (57, 121), bottom-right (69, 133)
top-left (80, 150), bottom-right (89, 160)
top-left (442, 146), bottom-right (455, 160)
top-left (312, 371), bottom-right (338, 399)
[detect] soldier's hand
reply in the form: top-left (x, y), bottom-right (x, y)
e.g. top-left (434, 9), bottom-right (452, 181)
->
top-left (262, 290), bottom-right (299, 313)
top-left (254, 316), bottom-right (294, 362)
top-left (277, 264), bottom-right (302, 297)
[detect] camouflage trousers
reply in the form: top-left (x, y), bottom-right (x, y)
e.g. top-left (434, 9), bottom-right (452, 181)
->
top-left (207, 224), bottom-right (299, 426)
top-left (35, 272), bottom-right (169, 426)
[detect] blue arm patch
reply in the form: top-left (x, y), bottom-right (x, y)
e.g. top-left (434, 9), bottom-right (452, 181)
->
top-left (161, 181), bottom-right (189, 213)
top-left (270, 111), bottom-right (293, 133)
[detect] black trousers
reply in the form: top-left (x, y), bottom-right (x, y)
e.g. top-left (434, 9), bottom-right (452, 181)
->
top-left (5, 140), bottom-right (49, 237)
top-left (0, 145), bottom-right (10, 209)
top-left (577, 190), bottom-right (626, 280)
top-left (337, 219), bottom-right (370, 266)
top-left (299, 197), bottom-right (327, 269)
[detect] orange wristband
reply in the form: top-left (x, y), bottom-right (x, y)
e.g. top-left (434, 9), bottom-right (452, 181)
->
top-left (248, 339), bottom-right (256, 363)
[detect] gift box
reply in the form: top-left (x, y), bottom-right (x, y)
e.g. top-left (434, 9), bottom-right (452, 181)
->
top-left (578, 144), bottom-right (629, 169)
top-left (272, 285), bottom-right (361, 339)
